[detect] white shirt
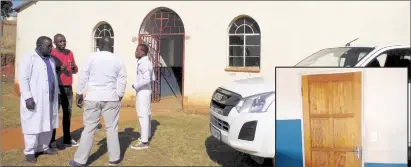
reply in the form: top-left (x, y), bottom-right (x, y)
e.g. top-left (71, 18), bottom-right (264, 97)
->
top-left (76, 51), bottom-right (127, 101)
top-left (133, 56), bottom-right (155, 91)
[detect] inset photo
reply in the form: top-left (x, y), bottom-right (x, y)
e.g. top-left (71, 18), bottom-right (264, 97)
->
top-left (275, 67), bottom-right (408, 167)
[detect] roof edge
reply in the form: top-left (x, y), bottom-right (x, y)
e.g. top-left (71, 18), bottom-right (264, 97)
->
top-left (13, 1), bottom-right (37, 12)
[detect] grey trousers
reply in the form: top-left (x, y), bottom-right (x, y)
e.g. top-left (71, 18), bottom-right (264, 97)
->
top-left (74, 101), bottom-right (121, 164)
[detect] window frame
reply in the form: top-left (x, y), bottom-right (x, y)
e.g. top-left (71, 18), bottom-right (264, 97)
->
top-left (365, 48), bottom-right (410, 67)
top-left (364, 48), bottom-right (411, 82)
top-left (358, 46), bottom-right (409, 66)
top-left (226, 16), bottom-right (261, 72)
top-left (92, 22), bottom-right (115, 52)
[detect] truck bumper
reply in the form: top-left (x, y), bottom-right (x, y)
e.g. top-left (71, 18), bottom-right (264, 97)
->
top-left (210, 107), bottom-right (275, 158)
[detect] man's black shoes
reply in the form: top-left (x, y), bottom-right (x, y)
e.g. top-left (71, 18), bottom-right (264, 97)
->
top-left (25, 154), bottom-right (36, 163)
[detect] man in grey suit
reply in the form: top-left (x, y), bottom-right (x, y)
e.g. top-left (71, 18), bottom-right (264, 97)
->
top-left (69, 36), bottom-right (127, 167)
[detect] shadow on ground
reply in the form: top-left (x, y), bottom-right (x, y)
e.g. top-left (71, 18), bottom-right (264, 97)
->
top-left (86, 120), bottom-right (160, 165)
top-left (54, 127), bottom-right (84, 150)
top-left (205, 136), bottom-right (273, 167)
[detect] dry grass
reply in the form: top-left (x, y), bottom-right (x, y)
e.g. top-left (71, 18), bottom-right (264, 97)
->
top-left (1, 80), bottom-right (22, 129)
top-left (0, 82), bottom-right (262, 166)
top-left (0, 81), bottom-right (83, 129)
top-left (1, 115), bottom-right (260, 166)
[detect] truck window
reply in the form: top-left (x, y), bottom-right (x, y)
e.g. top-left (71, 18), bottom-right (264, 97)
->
top-left (366, 49), bottom-right (411, 82)
top-left (295, 47), bottom-right (374, 67)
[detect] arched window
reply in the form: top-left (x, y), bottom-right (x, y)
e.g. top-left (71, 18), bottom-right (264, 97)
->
top-left (228, 16), bottom-right (261, 67)
top-left (93, 22), bottom-right (114, 52)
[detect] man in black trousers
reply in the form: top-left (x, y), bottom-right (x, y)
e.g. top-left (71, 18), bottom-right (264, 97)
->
top-left (49, 34), bottom-right (79, 148)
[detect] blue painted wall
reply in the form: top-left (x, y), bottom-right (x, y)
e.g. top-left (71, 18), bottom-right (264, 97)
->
top-left (364, 163), bottom-right (408, 167)
top-left (276, 119), bottom-right (304, 167)
top-left (275, 120), bottom-right (408, 167)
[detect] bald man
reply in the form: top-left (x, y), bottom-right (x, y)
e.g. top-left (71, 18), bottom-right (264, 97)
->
top-left (18, 36), bottom-right (59, 163)
top-left (69, 36), bottom-right (127, 167)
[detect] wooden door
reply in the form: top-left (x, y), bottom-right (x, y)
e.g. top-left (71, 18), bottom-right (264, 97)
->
top-left (302, 72), bottom-right (362, 167)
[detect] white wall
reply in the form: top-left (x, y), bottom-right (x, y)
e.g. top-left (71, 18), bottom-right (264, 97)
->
top-left (276, 67), bottom-right (408, 164)
top-left (15, 1), bottom-right (410, 105)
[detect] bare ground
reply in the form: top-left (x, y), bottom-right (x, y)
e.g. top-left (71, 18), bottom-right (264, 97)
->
top-left (1, 82), bottom-right (264, 166)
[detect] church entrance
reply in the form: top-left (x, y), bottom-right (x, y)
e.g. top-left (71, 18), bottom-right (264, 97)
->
top-left (139, 7), bottom-right (185, 110)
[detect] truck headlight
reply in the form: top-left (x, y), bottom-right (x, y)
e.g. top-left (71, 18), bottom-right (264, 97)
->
top-left (235, 92), bottom-right (275, 113)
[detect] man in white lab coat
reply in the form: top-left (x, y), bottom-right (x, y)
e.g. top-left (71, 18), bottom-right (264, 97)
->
top-left (69, 36), bottom-right (127, 167)
top-left (18, 36), bottom-right (59, 163)
top-left (130, 44), bottom-right (155, 150)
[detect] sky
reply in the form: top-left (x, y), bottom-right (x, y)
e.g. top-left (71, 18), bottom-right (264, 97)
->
top-left (12, 0), bottom-right (26, 9)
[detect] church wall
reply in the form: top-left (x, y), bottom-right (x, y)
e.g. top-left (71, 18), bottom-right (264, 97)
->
top-left (15, 1), bottom-right (410, 113)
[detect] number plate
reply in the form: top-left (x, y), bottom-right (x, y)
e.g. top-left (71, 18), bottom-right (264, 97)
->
top-left (210, 124), bottom-right (221, 141)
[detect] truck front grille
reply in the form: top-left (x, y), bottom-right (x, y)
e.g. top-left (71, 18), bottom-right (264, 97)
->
top-left (210, 88), bottom-right (242, 116)
top-left (210, 115), bottom-right (230, 132)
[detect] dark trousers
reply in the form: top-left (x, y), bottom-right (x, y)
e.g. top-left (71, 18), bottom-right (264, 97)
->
top-left (50, 85), bottom-right (73, 144)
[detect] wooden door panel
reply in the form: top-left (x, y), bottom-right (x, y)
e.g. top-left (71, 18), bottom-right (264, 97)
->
top-left (312, 151), bottom-right (332, 166)
top-left (312, 151), bottom-right (356, 167)
top-left (309, 83), bottom-right (328, 115)
top-left (302, 72), bottom-right (362, 167)
top-left (310, 118), bottom-right (332, 148)
top-left (333, 118), bottom-right (356, 148)
top-left (334, 152), bottom-right (355, 167)
top-left (329, 81), bottom-right (353, 114)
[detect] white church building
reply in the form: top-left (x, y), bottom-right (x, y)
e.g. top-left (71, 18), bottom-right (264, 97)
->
top-left (13, 1), bottom-right (410, 114)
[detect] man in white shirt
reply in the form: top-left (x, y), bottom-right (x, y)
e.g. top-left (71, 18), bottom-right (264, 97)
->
top-left (130, 44), bottom-right (155, 150)
top-left (69, 36), bottom-right (127, 167)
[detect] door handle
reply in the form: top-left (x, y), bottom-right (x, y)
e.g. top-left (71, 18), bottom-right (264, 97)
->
top-left (354, 146), bottom-right (362, 160)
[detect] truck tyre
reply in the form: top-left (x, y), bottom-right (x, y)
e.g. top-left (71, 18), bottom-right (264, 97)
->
top-left (260, 157), bottom-right (274, 166)
top-left (408, 146), bottom-right (410, 166)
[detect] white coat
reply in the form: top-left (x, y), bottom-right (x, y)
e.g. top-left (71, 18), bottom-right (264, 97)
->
top-left (133, 56), bottom-right (155, 116)
top-left (18, 50), bottom-right (59, 134)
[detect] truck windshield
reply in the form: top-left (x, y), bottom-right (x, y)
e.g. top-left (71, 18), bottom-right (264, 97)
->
top-left (295, 47), bottom-right (374, 67)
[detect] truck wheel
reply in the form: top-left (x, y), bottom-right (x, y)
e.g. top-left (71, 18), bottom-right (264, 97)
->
top-left (408, 146), bottom-right (410, 165)
top-left (261, 158), bottom-right (274, 166)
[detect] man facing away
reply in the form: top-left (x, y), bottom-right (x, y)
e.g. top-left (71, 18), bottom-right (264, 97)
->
top-left (69, 36), bottom-right (127, 167)
top-left (49, 33), bottom-right (79, 148)
top-left (130, 44), bottom-right (155, 150)
top-left (18, 36), bottom-right (59, 163)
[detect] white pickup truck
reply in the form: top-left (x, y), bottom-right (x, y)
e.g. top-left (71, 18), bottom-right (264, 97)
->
top-left (209, 44), bottom-right (411, 166)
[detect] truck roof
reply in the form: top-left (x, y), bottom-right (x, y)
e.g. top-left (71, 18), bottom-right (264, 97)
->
top-left (341, 44), bottom-right (410, 49)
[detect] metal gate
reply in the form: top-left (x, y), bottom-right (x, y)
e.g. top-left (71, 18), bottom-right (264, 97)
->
top-left (139, 35), bottom-right (161, 103)
top-left (138, 8), bottom-right (185, 103)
